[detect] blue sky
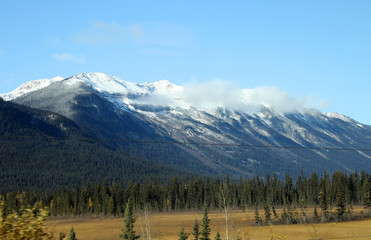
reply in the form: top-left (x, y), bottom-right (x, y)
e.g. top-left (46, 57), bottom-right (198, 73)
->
top-left (1, 1), bottom-right (371, 124)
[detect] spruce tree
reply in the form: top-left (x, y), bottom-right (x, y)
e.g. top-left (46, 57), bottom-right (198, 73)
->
top-left (178, 226), bottom-right (190, 240)
top-left (313, 206), bottom-right (319, 223)
top-left (254, 203), bottom-right (260, 225)
top-left (214, 232), bottom-right (221, 240)
top-left (335, 173), bottom-right (346, 221)
top-left (200, 205), bottom-right (211, 240)
top-left (120, 198), bottom-right (140, 240)
top-left (264, 202), bottom-right (271, 224)
top-left (192, 219), bottom-right (200, 240)
top-left (363, 178), bottom-right (371, 215)
top-left (68, 226), bottom-right (77, 240)
top-left (59, 232), bottom-right (66, 240)
top-left (320, 172), bottom-right (330, 222)
top-left (108, 196), bottom-right (115, 216)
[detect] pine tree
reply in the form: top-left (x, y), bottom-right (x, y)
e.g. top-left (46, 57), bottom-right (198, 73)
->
top-left (120, 198), bottom-right (140, 240)
top-left (319, 172), bottom-right (330, 222)
top-left (214, 232), bottom-right (221, 240)
top-left (108, 196), bottom-right (115, 216)
top-left (68, 226), bottom-right (77, 240)
top-left (59, 232), bottom-right (66, 240)
top-left (192, 219), bottom-right (200, 240)
top-left (178, 226), bottom-right (190, 240)
top-left (200, 205), bottom-right (211, 240)
top-left (254, 203), bottom-right (261, 225)
top-left (363, 178), bottom-right (371, 215)
top-left (313, 206), bottom-right (319, 223)
top-left (335, 173), bottom-right (346, 221)
top-left (264, 202), bottom-right (271, 224)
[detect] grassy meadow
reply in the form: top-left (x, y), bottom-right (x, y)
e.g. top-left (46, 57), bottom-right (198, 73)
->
top-left (47, 207), bottom-right (371, 240)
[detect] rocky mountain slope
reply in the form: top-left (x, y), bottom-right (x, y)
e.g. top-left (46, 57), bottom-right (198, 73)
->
top-left (2, 72), bottom-right (371, 178)
top-left (0, 98), bottom-right (190, 191)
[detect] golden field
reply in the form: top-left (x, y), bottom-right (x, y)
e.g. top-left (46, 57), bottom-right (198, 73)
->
top-left (47, 208), bottom-right (371, 240)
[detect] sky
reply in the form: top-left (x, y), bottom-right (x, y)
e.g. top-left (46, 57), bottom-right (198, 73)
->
top-left (1, 1), bottom-right (371, 124)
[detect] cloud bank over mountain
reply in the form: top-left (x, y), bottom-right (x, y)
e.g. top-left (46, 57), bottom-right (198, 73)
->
top-left (137, 79), bottom-right (328, 113)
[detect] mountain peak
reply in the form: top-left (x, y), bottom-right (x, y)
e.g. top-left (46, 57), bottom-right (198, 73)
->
top-left (0, 76), bottom-right (64, 100)
top-left (63, 72), bottom-right (147, 96)
top-left (74, 72), bottom-right (114, 81)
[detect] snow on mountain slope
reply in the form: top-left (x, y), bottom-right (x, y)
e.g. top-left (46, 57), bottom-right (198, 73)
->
top-left (1, 72), bottom-right (368, 147)
top-left (0, 72), bottom-right (314, 114)
top-left (1, 76), bottom-right (64, 100)
top-left (2, 72), bottom-right (371, 176)
top-left (1, 72), bottom-right (367, 136)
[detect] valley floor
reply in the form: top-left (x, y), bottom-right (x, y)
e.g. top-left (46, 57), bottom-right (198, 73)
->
top-left (47, 208), bottom-right (371, 240)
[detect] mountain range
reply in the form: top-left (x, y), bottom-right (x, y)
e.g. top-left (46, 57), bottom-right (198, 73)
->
top-left (1, 72), bottom-right (371, 189)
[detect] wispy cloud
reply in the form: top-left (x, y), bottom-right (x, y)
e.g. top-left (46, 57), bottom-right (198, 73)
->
top-left (142, 48), bottom-right (182, 56)
top-left (128, 23), bottom-right (145, 42)
top-left (44, 37), bottom-right (61, 46)
top-left (74, 21), bottom-right (196, 55)
top-left (139, 22), bottom-right (196, 48)
top-left (53, 53), bottom-right (86, 63)
top-left (74, 21), bottom-right (126, 45)
top-left (137, 79), bottom-right (328, 113)
top-left (182, 81), bottom-right (328, 112)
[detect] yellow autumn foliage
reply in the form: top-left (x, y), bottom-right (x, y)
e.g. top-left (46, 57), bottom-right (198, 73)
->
top-left (0, 196), bottom-right (53, 239)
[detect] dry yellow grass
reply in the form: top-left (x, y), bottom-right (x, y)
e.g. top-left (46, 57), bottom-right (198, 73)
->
top-left (47, 208), bottom-right (371, 240)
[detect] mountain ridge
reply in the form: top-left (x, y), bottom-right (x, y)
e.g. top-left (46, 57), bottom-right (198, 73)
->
top-left (0, 98), bottom-right (193, 191)
top-left (2, 72), bottom-right (371, 178)
top-left (1, 72), bottom-right (366, 124)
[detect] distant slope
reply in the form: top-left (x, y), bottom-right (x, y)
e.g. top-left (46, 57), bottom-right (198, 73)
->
top-left (2, 72), bottom-right (371, 180)
top-left (0, 98), bottom-right (191, 192)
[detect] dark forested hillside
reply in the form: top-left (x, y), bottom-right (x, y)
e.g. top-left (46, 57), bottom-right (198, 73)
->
top-left (3, 171), bottom-right (371, 224)
top-left (7, 73), bottom-right (371, 179)
top-left (0, 98), bottom-right (191, 192)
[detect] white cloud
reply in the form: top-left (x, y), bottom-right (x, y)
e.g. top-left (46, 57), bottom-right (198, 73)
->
top-left (142, 48), bottom-right (181, 56)
top-left (74, 21), bottom-right (127, 45)
top-left (181, 79), bottom-right (244, 110)
top-left (128, 23), bottom-right (145, 42)
top-left (44, 37), bottom-right (61, 46)
top-left (138, 79), bottom-right (328, 113)
top-left (241, 86), bottom-right (306, 112)
top-left (52, 53), bottom-right (85, 63)
top-left (73, 21), bottom-right (196, 55)
top-left (141, 22), bottom-right (196, 48)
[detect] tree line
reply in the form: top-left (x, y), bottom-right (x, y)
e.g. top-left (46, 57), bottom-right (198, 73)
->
top-left (2, 170), bottom-right (371, 219)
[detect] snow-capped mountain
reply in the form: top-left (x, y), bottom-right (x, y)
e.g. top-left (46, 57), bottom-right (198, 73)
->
top-left (2, 72), bottom-right (371, 177)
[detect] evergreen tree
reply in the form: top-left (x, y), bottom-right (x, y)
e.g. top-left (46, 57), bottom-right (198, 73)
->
top-left (254, 203), bottom-right (261, 225)
top-left (108, 196), bottom-right (115, 216)
top-left (68, 226), bottom-right (77, 240)
top-left (214, 232), bottom-right (221, 240)
top-left (178, 226), bottom-right (190, 240)
top-left (363, 178), bottom-right (371, 215)
top-left (200, 205), bottom-right (211, 240)
top-left (120, 198), bottom-right (140, 240)
top-left (192, 219), bottom-right (200, 240)
top-left (59, 232), bottom-right (66, 240)
top-left (264, 202), bottom-right (271, 224)
top-left (319, 172), bottom-right (330, 222)
top-left (313, 206), bottom-right (319, 223)
top-left (335, 173), bottom-right (346, 221)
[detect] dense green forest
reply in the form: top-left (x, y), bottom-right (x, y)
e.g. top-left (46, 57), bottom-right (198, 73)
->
top-left (2, 170), bottom-right (371, 223)
top-left (0, 98), bottom-right (195, 192)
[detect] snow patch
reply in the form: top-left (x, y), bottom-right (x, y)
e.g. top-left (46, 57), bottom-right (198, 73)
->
top-left (0, 76), bottom-right (64, 100)
top-left (357, 151), bottom-right (371, 159)
top-left (326, 112), bottom-right (353, 123)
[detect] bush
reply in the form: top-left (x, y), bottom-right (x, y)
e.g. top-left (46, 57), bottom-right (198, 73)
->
top-left (0, 196), bottom-right (53, 239)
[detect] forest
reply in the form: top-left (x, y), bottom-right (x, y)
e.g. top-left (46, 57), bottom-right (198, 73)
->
top-left (2, 170), bottom-right (371, 223)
